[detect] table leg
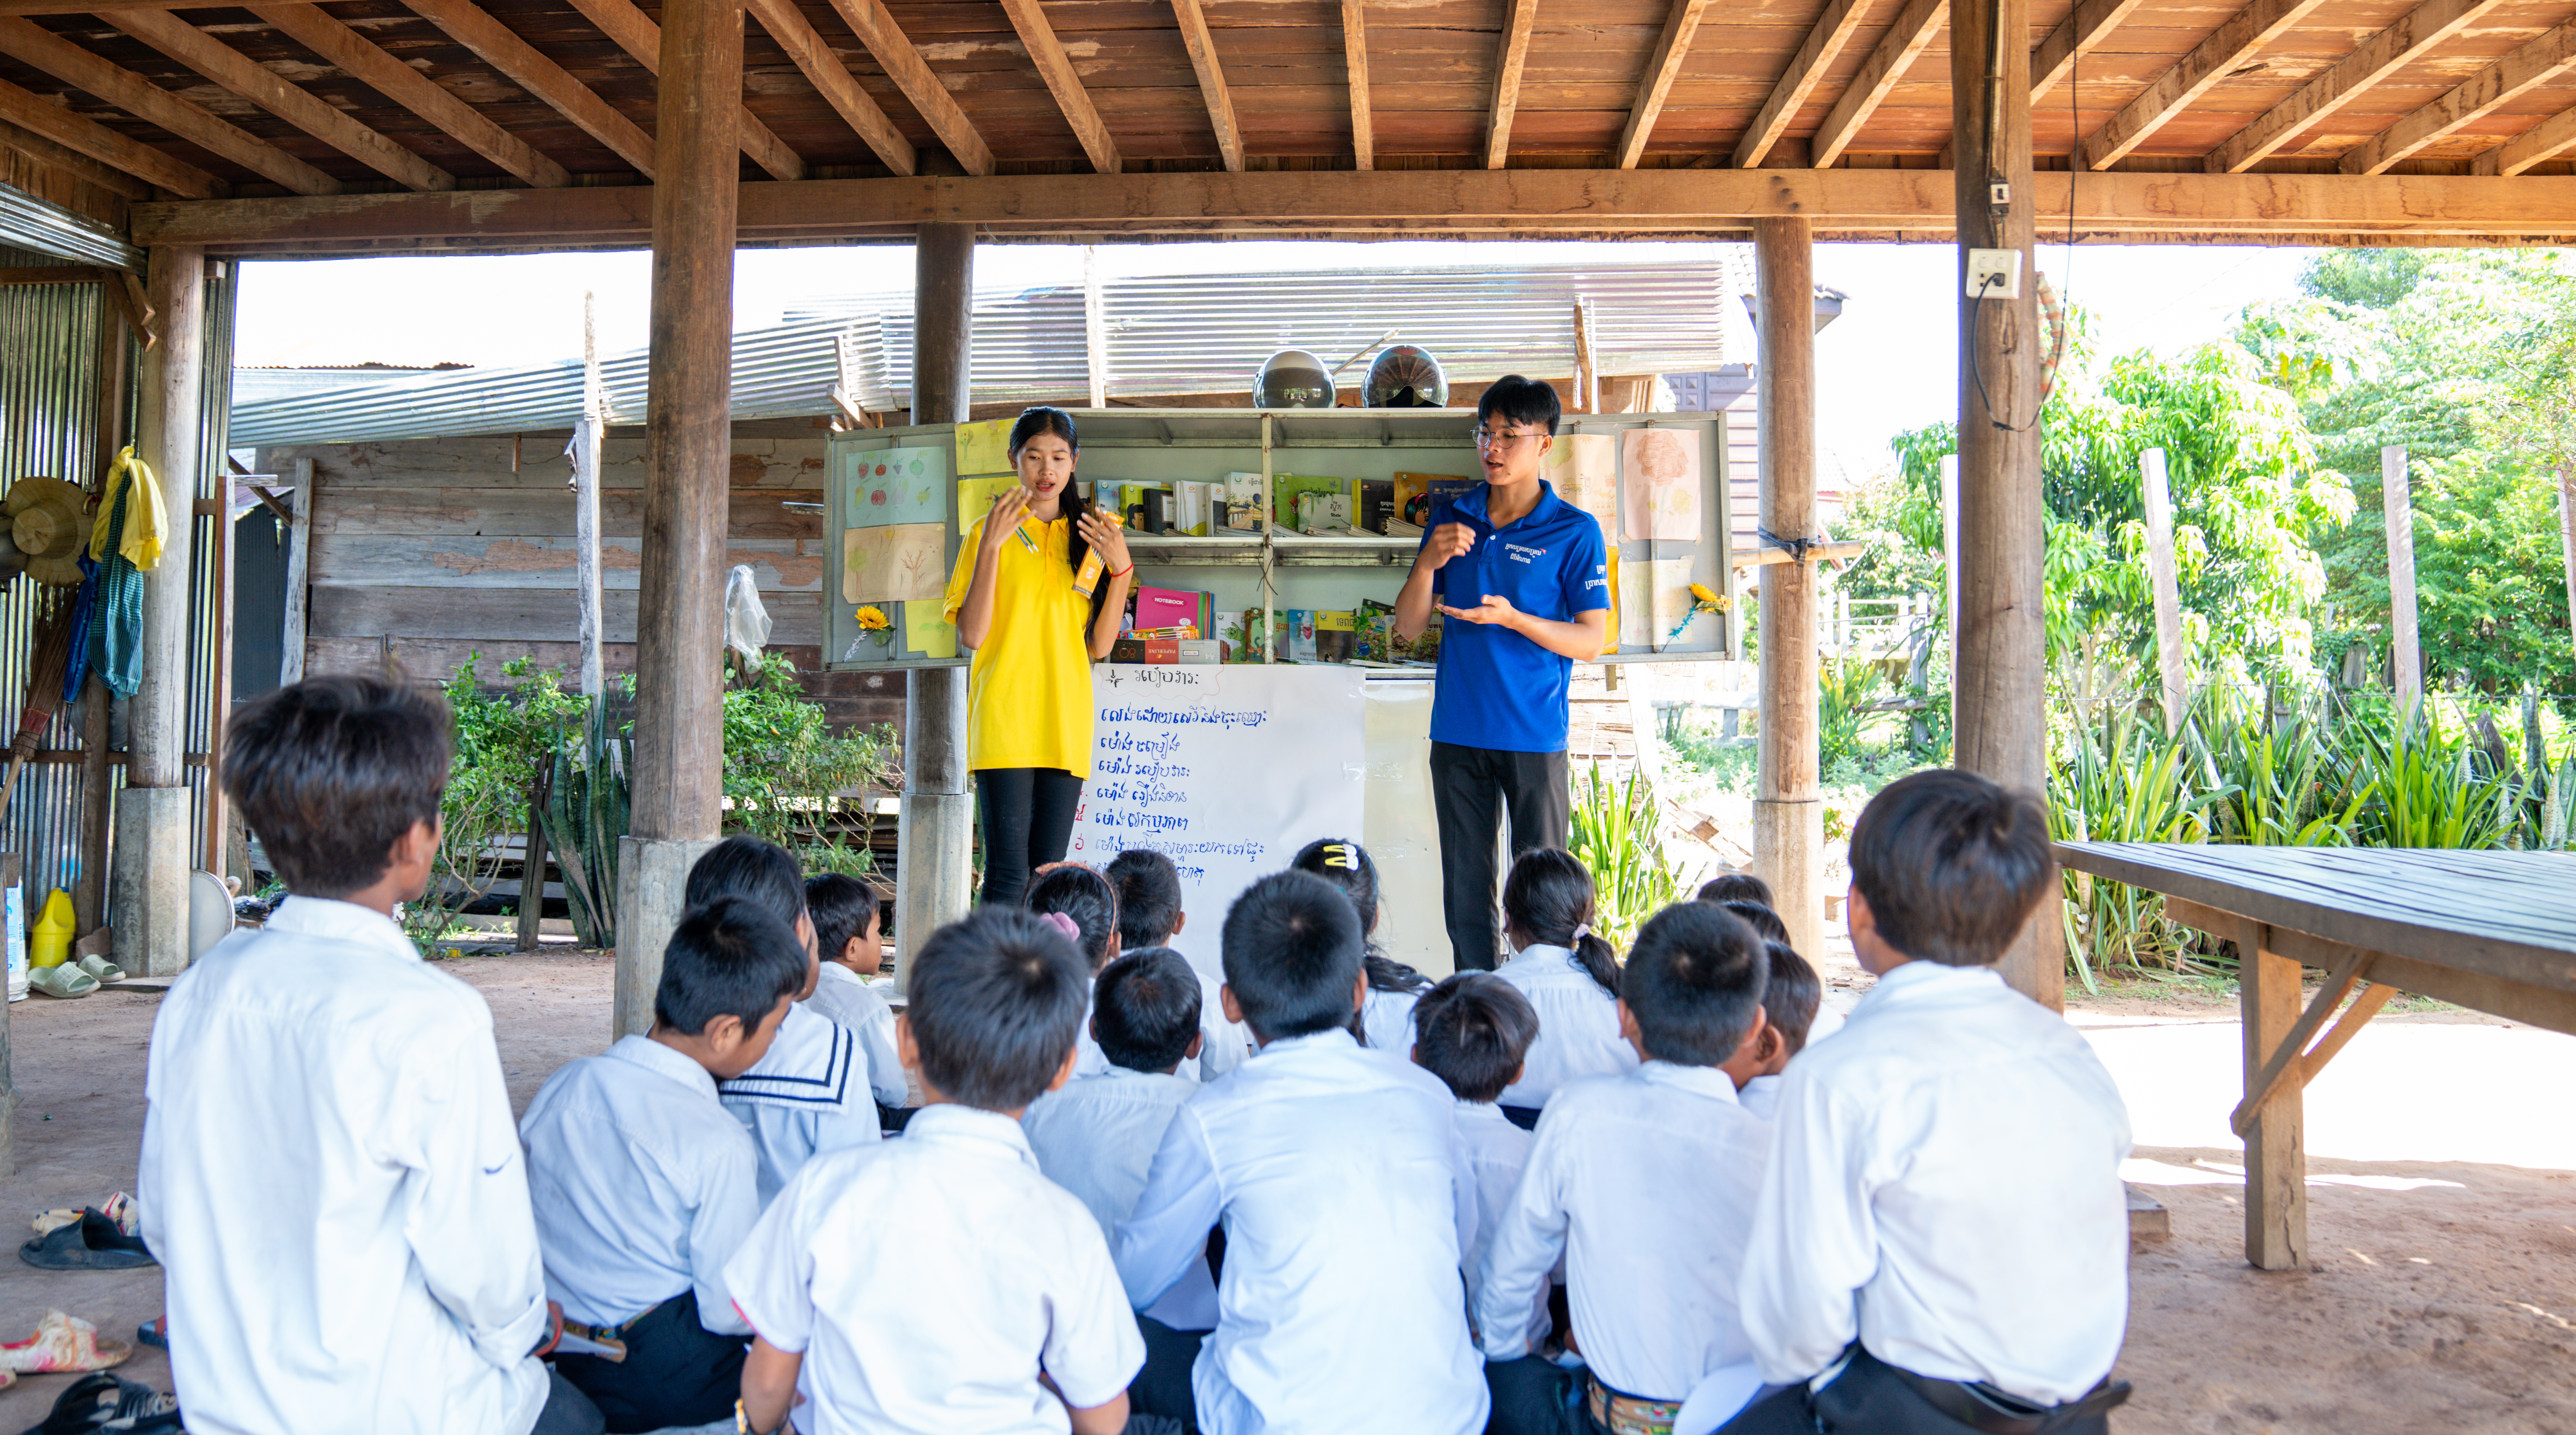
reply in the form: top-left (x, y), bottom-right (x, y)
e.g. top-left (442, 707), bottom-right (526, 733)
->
top-left (2239, 918), bottom-right (2307, 1270)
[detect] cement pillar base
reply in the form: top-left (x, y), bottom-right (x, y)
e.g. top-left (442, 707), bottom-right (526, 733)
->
top-left (109, 786), bottom-right (191, 978)
top-left (895, 791), bottom-right (974, 993)
top-left (614, 835), bottom-right (719, 1039)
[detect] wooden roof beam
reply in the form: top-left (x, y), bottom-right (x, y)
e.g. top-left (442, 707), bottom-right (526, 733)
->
top-left (1810, 0), bottom-right (1944, 167)
top-left (998, 0), bottom-right (1118, 174)
top-left (821, 0), bottom-right (991, 176)
top-left (1485, 0), bottom-right (1537, 168)
top-left (2341, 16), bottom-right (2576, 173)
top-left (0, 14), bottom-right (339, 193)
top-left (562, 0), bottom-right (801, 179)
top-left (1342, 0), bottom-right (1371, 170)
top-left (0, 113), bottom-right (147, 196)
top-left (1614, 0), bottom-right (1710, 168)
top-left (401, 0), bottom-right (657, 178)
top-left (2079, 0), bottom-right (2329, 170)
top-left (251, 3), bottom-right (566, 188)
top-left (2207, 0), bottom-right (2498, 172)
top-left (742, 0), bottom-right (913, 176)
top-left (1734, 0), bottom-right (1872, 169)
top-left (0, 80), bottom-right (215, 196)
top-left (1170, 0), bottom-right (1243, 172)
top-left (2475, 99), bottom-right (2576, 173)
top-left (2031, 0), bottom-right (2152, 102)
top-left (102, 7), bottom-right (452, 191)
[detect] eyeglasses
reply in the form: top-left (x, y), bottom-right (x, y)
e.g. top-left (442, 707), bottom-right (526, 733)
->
top-left (1474, 428), bottom-right (1548, 449)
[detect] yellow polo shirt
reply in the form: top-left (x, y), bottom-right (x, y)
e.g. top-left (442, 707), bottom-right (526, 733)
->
top-left (941, 515), bottom-right (1096, 779)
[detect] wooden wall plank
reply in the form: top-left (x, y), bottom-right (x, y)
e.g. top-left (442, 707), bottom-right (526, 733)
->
top-left (309, 584), bottom-right (825, 643)
top-left (254, 436), bottom-right (828, 490)
top-left (307, 485), bottom-right (822, 539)
top-left (306, 533), bottom-right (827, 591)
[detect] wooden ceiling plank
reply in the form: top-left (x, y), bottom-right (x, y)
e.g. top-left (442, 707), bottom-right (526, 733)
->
top-left (1733, 0), bottom-right (1873, 169)
top-left (2341, 17), bottom-right (2576, 174)
top-left (2207, 0), bottom-right (2499, 172)
top-left (997, 0), bottom-right (1118, 174)
top-left (2077, 0), bottom-right (2330, 171)
top-left (1169, 0), bottom-right (1242, 172)
top-left (0, 14), bottom-right (339, 193)
top-left (1614, 0), bottom-right (1711, 169)
top-left (2475, 100), bottom-right (2576, 174)
top-left (741, 0), bottom-right (913, 177)
top-left (1342, 0), bottom-right (1371, 171)
top-left (0, 108), bottom-right (151, 197)
top-left (1484, 0), bottom-right (1537, 169)
top-left (102, 7), bottom-right (451, 190)
top-left (400, 0), bottom-right (656, 178)
top-left (560, 0), bottom-right (801, 179)
top-left (0, 77), bottom-right (218, 195)
top-left (1809, 0), bottom-right (1943, 167)
top-left (2030, 0), bottom-right (2153, 103)
top-left (818, 0), bottom-right (990, 176)
top-left (251, 3), bottom-right (566, 187)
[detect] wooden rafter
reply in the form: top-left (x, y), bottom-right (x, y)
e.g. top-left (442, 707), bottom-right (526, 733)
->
top-left (0, 89), bottom-right (205, 197)
top-left (2206, 0), bottom-right (2498, 172)
top-left (2078, 0), bottom-right (2329, 171)
top-left (1342, 0), bottom-right (1372, 171)
top-left (561, 0), bottom-right (802, 180)
top-left (401, 0), bottom-right (657, 178)
top-left (2340, 17), bottom-right (2576, 174)
top-left (0, 113), bottom-right (147, 198)
top-left (0, 15), bottom-right (339, 194)
top-left (1809, 0), bottom-right (1945, 168)
top-left (102, 8), bottom-right (453, 191)
top-left (742, 0), bottom-right (913, 177)
top-left (1734, 0), bottom-right (1871, 169)
top-left (1170, 0), bottom-right (1243, 172)
top-left (1485, 0), bottom-right (1537, 169)
top-left (820, 0), bottom-right (992, 177)
top-left (1614, 0), bottom-right (1710, 169)
top-left (251, 3), bottom-right (566, 188)
top-left (2030, 0), bottom-right (2152, 103)
top-left (2475, 100), bottom-right (2576, 174)
top-left (998, 0), bottom-right (1119, 174)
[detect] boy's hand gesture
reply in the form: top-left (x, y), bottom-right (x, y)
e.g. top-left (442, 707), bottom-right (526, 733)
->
top-left (1418, 522), bottom-right (1475, 570)
top-left (1438, 593), bottom-right (1521, 630)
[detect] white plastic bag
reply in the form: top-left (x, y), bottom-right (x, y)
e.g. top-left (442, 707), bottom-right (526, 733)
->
top-left (724, 564), bottom-right (772, 659)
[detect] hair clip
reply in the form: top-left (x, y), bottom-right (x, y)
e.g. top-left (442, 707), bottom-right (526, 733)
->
top-left (1037, 911), bottom-right (1081, 942)
top-left (1324, 843), bottom-right (1355, 869)
top-left (1571, 923), bottom-right (1592, 942)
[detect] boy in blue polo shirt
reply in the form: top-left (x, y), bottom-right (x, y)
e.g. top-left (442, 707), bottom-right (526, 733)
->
top-left (1393, 374), bottom-right (1609, 973)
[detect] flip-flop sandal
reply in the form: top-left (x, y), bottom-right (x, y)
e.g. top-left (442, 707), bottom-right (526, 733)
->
top-left (17, 1212), bottom-right (151, 1271)
top-left (0, 1312), bottom-right (129, 1373)
top-left (18, 1372), bottom-right (180, 1435)
top-left (72, 955), bottom-right (122, 984)
top-left (28, 1210), bottom-right (78, 1238)
top-left (132, 1320), bottom-right (162, 1352)
top-left (25, 967), bottom-right (95, 1000)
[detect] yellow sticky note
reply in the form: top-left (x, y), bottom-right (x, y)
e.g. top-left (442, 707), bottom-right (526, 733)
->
top-left (955, 419), bottom-right (1013, 476)
top-left (905, 600), bottom-right (958, 659)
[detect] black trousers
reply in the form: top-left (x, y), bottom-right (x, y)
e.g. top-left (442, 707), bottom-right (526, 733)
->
top-left (977, 766), bottom-right (1085, 908)
top-left (1429, 742), bottom-right (1571, 973)
top-left (1130, 1316), bottom-right (1207, 1427)
top-left (525, 1370), bottom-right (606, 1435)
top-left (551, 1292), bottom-right (747, 1435)
top-left (1718, 1350), bottom-right (2118, 1435)
top-left (1484, 1355), bottom-right (1577, 1435)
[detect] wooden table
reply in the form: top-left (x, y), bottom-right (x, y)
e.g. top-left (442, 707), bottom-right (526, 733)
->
top-left (2053, 843), bottom-right (2576, 1271)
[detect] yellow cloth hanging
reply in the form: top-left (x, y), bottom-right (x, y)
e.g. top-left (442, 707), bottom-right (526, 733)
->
top-left (92, 445), bottom-right (167, 572)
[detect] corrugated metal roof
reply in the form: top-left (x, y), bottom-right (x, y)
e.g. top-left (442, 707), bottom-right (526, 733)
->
top-left (0, 181), bottom-right (138, 270)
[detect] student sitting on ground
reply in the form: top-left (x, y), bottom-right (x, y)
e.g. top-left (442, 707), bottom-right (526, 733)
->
top-left (1735, 942), bottom-right (1821, 1123)
top-left (1727, 770), bottom-right (2134, 1435)
top-left (1107, 848), bottom-right (1249, 1082)
top-left (1696, 871), bottom-right (1774, 908)
top-left (1115, 870), bottom-right (1488, 1435)
top-left (800, 872), bottom-right (909, 1113)
top-left (141, 674), bottom-right (604, 1435)
top-left (1290, 837), bottom-right (1435, 1054)
top-left (728, 908), bottom-right (1144, 1435)
top-left (1480, 901), bottom-right (1775, 1435)
top-left (1410, 973), bottom-right (1548, 1361)
top-left (1026, 863), bottom-right (1125, 1077)
top-left (520, 896), bottom-right (803, 1433)
top-left (690, 837), bottom-right (879, 1202)
top-left (1491, 848), bottom-right (1637, 1128)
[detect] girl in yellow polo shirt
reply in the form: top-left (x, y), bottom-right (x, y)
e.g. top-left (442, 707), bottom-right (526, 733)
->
top-left (941, 407), bottom-right (1134, 905)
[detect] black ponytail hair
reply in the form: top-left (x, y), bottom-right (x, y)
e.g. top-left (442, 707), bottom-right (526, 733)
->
top-left (1022, 862), bottom-right (1121, 973)
top-left (1503, 847), bottom-right (1620, 997)
top-left (1290, 837), bottom-right (1429, 996)
top-left (1005, 406), bottom-right (1114, 629)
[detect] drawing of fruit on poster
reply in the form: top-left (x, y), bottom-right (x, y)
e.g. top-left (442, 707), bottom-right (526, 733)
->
top-left (848, 445), bottom-right (946, 527)
top-left (1620, 428), bottom-right (1701, 541)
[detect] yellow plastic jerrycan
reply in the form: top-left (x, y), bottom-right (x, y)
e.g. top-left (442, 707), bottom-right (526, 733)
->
top-left (29, 889), bottom-right (72, 969)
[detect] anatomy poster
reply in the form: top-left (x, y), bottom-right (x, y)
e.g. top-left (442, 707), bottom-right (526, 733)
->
top-left (1620, 428), bottom-right (1701, 541)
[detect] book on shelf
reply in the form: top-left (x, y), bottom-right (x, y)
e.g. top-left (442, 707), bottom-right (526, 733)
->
top-left (1278, 609), bottom-right (1318, 663)
top-left (1223, 471), bottom-right (1264, 530)
top-left (1314, 609), bottom-right (1356, 664)
top-left (1272, 474), bottom-right (1343, 530)
top-left (1129, 624), bottom-right (1199, 640)
top-left (1134, 584), bottom-right (1199, 631)
top-left (1350, 478), bottom-right (1396, 535)
top-left (1177, 638), bottom-right (1220, 665)
top-left (1384, 519), bottom-right (1424, 539)
top-left (1394, 471), bottom-right (1475, 531)
top-left (1294, 490), bottom-right (1354, 535)
top-left (1171, 481), bottom-right (1213, 536)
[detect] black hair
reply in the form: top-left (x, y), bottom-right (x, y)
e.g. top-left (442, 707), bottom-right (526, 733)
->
top-left (222, 672), bottom-right (451, 899)
top-left (1411, 973), bottom-right (1540, 1104)
top-left (654, 895), bottom-right (810, 1037)
top-left (907, 907), bottom-right (1091, 1111)
top-left (805, 871), bottom-right (886, 973)
top-left (1762, 941), bottom-right (1822, 1055)
top-left (1221, 869), bottom-right (1365, 1042)
top-left (1023, 864), bottom-right (1120, 973)
top-left (1476, 373), bottom-right (1564, 438)
top-left (1620, 902), bottom-right (1767, 1067)
top-left (1697, 871), bottom-right (1775, 908)
top-left (1105, 849), bottom-right (1184, 950)
top-left (1289, 837), bottom-right (1429, 996)
top-left (1092, 946), bottom-right (1203, 1073)
top-left (1722, 899), bottom-right (1790, 945)
top-left (1849, 770), bottom-right (2052, 968)
top-left (1006, 406), bottom-right (1114, 628)
top-left (1503, 848), bottom-right (1620, 997)
top-left (686, 835), bottom-right (808, 930)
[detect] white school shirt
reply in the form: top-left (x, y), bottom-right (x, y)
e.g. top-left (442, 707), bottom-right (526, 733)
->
top-left (1737, 1073), bottom-right (1782, 1123)
top-left (1740, 960), bottom-right (2133, 1406)
top-left (725, 1104), bottom-right (1146, 1435)
top-left (1454, 1100), bottom-right (1550, 1353)
top-left (1476, 1063), bottom-right (1770, 1402)
top-left (802, 961), bottom-right (909, 1108)
top-left (1114, 1028), bottom-right (1488, 1435)
top-left (1074, 964), bottom-right (1252, 1085)
top-left (137, 896), bottom-right (550, 1435)
top-left (719, 1003), bottom-right (881, 1203)
top-left (1021, 1067), bottom-right (1221, 1331)
top-left (520, 1034), bottom-right (760, 1334)
top-left (1359, 983), bottom-right (1423, 1054)
top-left (1491, 943), bottom-right (1639, 1110)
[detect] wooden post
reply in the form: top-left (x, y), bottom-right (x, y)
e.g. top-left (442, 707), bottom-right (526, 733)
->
top-left (1952, 0), bottom-right (2059, 1010)
top-left (897, 221), bottom-right (977, 995)
top-left (516, 773), bottom-right (548, 952)
top-left (74, 294), bottom-right (128, 935)
top-left (1751, 216), bottom-right (1823, 966)
top-left (1082, 245), bottom-right (1107, 409)
top-left (2381, 445), bottom-right (2420, 712)
top-left (575, 292), bottom-right (605, 700)
top-left (2238, 916), bottom-right (2307, 1270)
top-left (2559, 463), bottom-right (2576, 671)
top-left (1570, 299), bottom-right (1598, 416)
top-left (279, 457), bottom-right (312, 686)
top-left (202, 488), bottom-right (233, 874)
top-left (615, 0), bottom-right (739, 1037)
top-left (2139, 447), bottom-right (2187, 732)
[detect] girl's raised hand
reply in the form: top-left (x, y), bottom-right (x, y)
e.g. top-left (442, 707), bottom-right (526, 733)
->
top-left (981, 485), bottom-right (1033, 552)
top-left (1076, 508), bottom-right (1131, 572)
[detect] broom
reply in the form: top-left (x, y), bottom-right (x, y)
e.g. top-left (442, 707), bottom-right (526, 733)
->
top-left (0, 591), bottom-right (81, 822)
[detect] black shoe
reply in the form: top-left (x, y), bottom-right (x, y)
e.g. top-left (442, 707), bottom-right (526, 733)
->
top-left (18, 1210), bottom-right (153, 1271)
top-left (17, 1372), bottom-right (182, 1435)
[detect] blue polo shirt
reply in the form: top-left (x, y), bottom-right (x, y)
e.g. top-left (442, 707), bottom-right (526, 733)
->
top-left (1421, 480), bottom-right (1609, 753)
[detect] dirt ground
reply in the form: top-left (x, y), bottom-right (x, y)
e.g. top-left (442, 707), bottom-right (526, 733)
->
top-left (1, 951), bottom-right (2573, 1432)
